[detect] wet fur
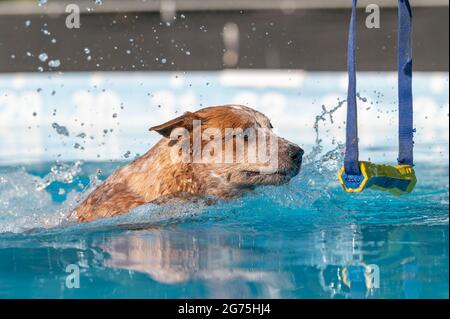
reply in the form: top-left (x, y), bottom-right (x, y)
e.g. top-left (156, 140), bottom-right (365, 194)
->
top-left (71, 105), bottom-right (303, 222)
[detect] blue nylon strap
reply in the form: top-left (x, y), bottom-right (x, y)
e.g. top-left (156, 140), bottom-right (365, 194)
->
top-left (344, 0), bottom-right (414, 175)
top-left (344, 0), bottom-right (360, 175)
top-left (398, 0), bottom-right (414, 166)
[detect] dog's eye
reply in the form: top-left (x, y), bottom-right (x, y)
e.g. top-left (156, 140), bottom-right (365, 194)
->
top-left (269, 122), bottom-right (274, 129)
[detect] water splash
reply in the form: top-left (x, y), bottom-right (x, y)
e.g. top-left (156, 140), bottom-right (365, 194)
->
top-left (0, 96), bottom-right (447, 235)
top-left (0, 169), bottom-right (66, 233)
top-left (35, 161), bottom-right (83, 190)
top-left (307, 98), bottom-right (346, 165)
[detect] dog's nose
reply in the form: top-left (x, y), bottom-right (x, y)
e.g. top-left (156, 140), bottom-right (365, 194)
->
top-left (289, 144), bottom-right (304, 164)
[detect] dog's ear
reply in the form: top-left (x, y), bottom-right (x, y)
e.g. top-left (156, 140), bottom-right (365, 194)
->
top-left (149, 111), bottom-right (201, 138)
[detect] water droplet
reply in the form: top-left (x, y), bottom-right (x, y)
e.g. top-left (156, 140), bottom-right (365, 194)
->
top-left (48, 59), bottom-right (61, 68)
top-left (38, 52), bottom-right (48, 62)
top-left (52, 123), bottom-right (69, 136)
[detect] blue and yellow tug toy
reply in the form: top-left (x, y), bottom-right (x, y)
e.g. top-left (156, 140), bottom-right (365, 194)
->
top-left (338, 0), bottom-right (417, 196)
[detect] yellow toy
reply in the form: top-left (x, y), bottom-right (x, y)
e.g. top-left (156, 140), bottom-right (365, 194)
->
top-left (338, 162), bottom-right (417, 195)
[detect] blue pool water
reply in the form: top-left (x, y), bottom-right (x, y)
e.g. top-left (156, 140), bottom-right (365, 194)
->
top-left (0, 71), bottom-right (448, 298)
top-left (0, 150), bottom-right (448, 298)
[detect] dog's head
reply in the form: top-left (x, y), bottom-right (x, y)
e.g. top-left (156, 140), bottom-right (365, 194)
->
top-left (149, 105), bottom-right (303, 197)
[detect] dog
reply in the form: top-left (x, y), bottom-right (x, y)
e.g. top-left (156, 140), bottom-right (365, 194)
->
top-left (71, 105), bottom-right (303, 222)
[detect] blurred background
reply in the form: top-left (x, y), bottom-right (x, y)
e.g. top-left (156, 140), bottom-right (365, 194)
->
top-left (0, 0), bottom-right (448, 164)
top-left (0, 0), bottom-right (448, 72)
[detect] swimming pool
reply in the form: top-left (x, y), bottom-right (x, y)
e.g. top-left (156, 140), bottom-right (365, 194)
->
top-left (0, 71), bottom-right (448, 298)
